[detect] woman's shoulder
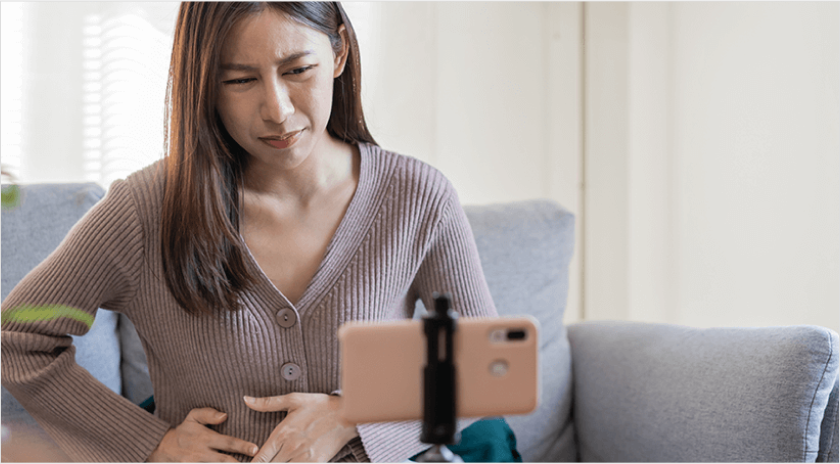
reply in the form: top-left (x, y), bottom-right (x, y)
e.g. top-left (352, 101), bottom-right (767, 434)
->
top-left (362, 143), bottom-right (456, 199)
top-left (121, 159), bottom-right (166, 191)
top-left (110, 159), bottom-right (166, 221)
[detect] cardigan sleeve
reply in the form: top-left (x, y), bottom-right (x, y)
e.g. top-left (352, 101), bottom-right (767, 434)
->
top-left (352, 182), bottom-right (498, 463)
top-left (1, 180), bottom-right (172, 462)
top-left (410, 184), bottom-right (498, 320)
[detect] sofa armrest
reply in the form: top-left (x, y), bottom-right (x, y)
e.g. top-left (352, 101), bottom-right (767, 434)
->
top-left (820, 375), bottom-right (839, 462)
top-left (567, 321), bottom-right (839, 462)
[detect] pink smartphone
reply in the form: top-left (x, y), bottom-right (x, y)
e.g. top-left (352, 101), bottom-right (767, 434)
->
top-left (338, 316), bottom-right (539, 424)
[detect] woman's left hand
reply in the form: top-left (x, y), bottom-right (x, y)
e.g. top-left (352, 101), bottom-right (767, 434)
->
top-left (245, 393), bottom-right (359, 462)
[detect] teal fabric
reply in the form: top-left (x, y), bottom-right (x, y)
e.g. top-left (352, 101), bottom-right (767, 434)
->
top-left (139, 395), bottom-right (156, 414)
top-left (410, 417), bottom-right (522, 463)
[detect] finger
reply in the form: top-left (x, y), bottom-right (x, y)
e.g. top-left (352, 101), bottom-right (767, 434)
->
top-left (187, 408), bottom-right (229, 425)
top-left (271, 452), bottom-right (290, 463)
top-left (198, 454), bottom-right (238, 463)
top-left (271, 446), bottom-right (291, 462)
top-left (244, 394), bottom-right (298, 412)
top-left (205, 453), bottom-right (240, 463)
top-left (252, 441), bottom-right (283, 463)
top-left (206, 430), bottom-right (260, 458)
top-left (270, 446), bottom-right (294, 463)
top-left (278, 450), bottom-right (316, 463)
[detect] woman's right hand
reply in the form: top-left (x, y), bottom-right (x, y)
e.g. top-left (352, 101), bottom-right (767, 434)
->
top-left (147, 407), bottom-right (260, 462)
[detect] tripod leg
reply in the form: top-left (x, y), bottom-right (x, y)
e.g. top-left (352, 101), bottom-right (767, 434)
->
top-left (415, 444), bottom-right (464, 463)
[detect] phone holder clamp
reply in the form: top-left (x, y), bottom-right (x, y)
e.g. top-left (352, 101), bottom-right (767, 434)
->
top-left (415, 293), bottom-right (463, 463)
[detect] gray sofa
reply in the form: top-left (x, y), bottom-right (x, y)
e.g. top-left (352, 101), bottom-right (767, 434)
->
top-left (2, 182), bottom-right (838, 462)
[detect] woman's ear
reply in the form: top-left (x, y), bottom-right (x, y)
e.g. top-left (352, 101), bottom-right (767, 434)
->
top-left (333, 24), bottom-right (350, 79)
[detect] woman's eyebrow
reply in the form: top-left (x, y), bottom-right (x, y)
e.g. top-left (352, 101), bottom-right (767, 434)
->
top-left (221, 50), bottom-right (315, 71)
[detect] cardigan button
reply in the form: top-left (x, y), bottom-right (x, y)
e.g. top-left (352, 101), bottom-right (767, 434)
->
top-left (276, 308), bottom-right (296, 328)
top-left (281, 363), bottom-right (302, 381)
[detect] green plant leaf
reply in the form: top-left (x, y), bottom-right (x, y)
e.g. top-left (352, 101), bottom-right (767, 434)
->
top-left (1, 184), bottom-right (21, 211)
top-left (2, 304), bottom-right (94, 329)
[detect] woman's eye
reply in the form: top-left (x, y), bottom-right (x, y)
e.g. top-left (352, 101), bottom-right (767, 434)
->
top-left (287, 66), bottom-right (313, 76)
top-left (223, 78), bottom-right (254, 85)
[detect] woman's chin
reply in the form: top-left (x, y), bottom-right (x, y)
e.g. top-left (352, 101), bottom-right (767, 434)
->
top-left (247, 143), bottom-right (312, 173)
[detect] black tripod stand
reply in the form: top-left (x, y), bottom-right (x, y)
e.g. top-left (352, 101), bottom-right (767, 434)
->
top-left (415, 293), bottom-right (463, 463)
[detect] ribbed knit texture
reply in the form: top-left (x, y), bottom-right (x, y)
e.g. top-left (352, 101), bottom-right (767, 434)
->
top-left (1, 143), bottom-right (498, 462)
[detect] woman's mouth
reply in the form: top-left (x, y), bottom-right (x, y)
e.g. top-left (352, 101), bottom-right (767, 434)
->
top-left (260, 130), bottom-right (303, 149)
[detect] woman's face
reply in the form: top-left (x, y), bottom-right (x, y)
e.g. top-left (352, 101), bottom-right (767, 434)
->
top-left (216, 8), bottom-right (348, 171)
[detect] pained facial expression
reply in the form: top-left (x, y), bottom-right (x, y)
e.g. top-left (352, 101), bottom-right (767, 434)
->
top-left (216, 8), bottom-right (348, 170)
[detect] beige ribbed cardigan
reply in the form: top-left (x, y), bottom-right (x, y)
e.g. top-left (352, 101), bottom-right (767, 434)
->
top-left (1, 143), bottom-right (498, 462)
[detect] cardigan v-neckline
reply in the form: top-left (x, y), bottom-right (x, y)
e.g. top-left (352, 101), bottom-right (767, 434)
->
top-left (241, 141), bottom-right (375, 314)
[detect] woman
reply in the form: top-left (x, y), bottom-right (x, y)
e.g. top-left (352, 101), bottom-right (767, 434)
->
top-left (1, 3), bottom-right (500, 462)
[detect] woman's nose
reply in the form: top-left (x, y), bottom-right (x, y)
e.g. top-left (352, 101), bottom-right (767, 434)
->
top-left (260, 79), bottom-right (294, 124)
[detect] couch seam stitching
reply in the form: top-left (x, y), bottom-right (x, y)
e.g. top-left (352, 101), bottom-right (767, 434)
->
top-left (805, 330), bottom-right (834, 461)
top-left (826, 377), bottom-right (838, 461)
top-left (828, 408), bottom-right (837, 461)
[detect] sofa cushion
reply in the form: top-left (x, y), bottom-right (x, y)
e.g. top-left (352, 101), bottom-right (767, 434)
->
top-left (119, 314), bottom-right (154, 405)
top-left (568, 321), bottom-right (840, 462)
top-left (462, 200), bottom-right (577, 462)
top-left (1, 184), bottom-right (122, 424)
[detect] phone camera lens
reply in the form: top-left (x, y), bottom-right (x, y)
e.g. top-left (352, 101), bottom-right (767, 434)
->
top-left (489, 329), bottom-right (506, 343)
top-left (506, 329), bottom-right (527, 341)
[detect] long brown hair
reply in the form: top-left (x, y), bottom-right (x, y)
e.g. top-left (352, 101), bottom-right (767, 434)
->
top-left (161, 2), bottom-right (376, 315)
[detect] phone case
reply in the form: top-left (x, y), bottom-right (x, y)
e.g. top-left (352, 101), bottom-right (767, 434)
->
top-left (338, 316), bottom-right (539, 424)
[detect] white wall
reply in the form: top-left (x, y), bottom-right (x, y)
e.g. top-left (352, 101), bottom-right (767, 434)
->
top-left (18, 3), bottom-right (88, 183)
top-left (3, 2), bottom-right (837, 332)
top-left (585, 2), bottom-right (840, 332)
top-left (2, 2), bottom-right (178, 187)
top-left (671, 2), bottom-right (839, 331)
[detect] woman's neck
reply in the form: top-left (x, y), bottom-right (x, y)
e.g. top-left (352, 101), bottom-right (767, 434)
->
top-left (240, 135), bottom-right (359, 227)
top-left (242, 135), bottom-right (355, 207)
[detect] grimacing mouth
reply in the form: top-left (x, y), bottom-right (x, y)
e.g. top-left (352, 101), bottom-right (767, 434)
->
top-left (260, 129), bottom-right (303, 141)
